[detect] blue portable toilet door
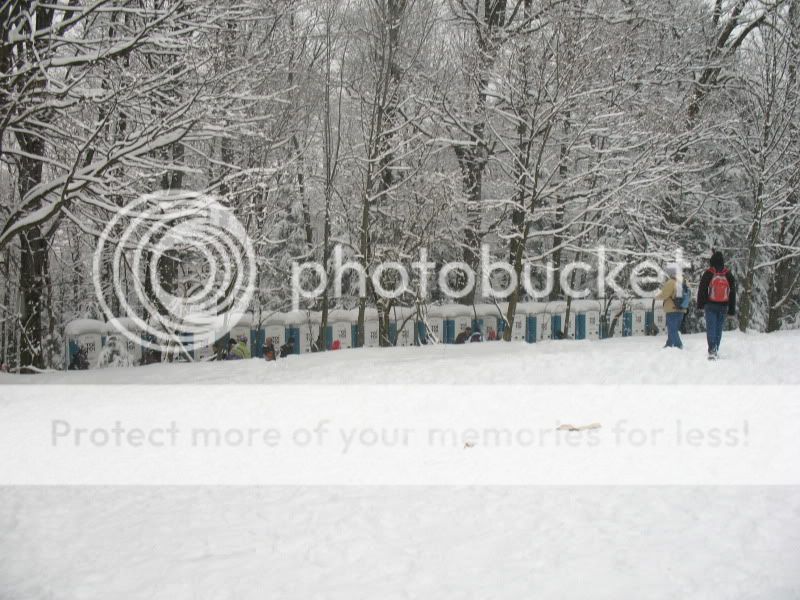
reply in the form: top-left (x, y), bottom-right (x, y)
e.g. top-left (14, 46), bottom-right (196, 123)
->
top-left (66, 339), bottom-right (80, 369)
top-left (388, 322), bottom-right (398, 345)
top-left (525, 316), bottom-right (537, 343)
top-left (351, 324), bottom-right (360, 347)
top-left (551, 315), bottom-right (562, 340)
top-left (417, 321), bottom-right (427, 345)
top-left (622, 312), bottom-right (633, 337)
top-left (324, 325), bottom-right (333, 350)
top-left (575, 314), bottom-right (586, 340)
top-left (645, 311), bottom-right (654, 335)
top-left (443, 319), bottom-right (455, 344)
top-left (251, 329), bottom-right (265, 358)
top-left (284, 326), bottom-right (300, 354)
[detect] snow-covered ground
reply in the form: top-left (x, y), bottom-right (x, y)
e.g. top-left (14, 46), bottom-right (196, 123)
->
top-left (1, 330), bottom-right (799, 598)
top-left (5, 328), bottom-right (800, 386)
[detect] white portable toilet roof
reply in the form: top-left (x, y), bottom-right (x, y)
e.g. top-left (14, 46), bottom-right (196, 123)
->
top-left (545, 300), bottom-right (568, 313)
top-left (631, 297), bottom-right (656, 310)
top-left (425, 304), bottom-right (446, 318)
top-left (361, 307), bottom-right (379, 321)
top-left (65, 318), bottom-right (106, 336)
top-left (391, 305), bottom-right (417, 322)
top-left (569, 299), bottom-right (602, 312)
top-left (603, 299), bottom-right (626, 314)
top-left (451, 304), bottom-right (474, 317)
top-left (261, 310), bottom-right (285, 326)
top-left (516, 301), bottom-right (547, 315)
top-left (495, 302), bottom-right (526, 318)
top-left (429, 304), bottom-right (459, 318)
top-left (282, 310), bottom-right (322, 325)
top-left (233, 312), bottom-right (254, 328)
top-left (473, 303), bottom-right (503, 318)
top-left (328, 309), bottom-right (352, 323)
top-left (105, 317), bottom-right (142, 335)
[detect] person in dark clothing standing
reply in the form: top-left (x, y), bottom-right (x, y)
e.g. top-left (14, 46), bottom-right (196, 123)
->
top-left (263, 339), bottom-right (277, 361)
top-left (279, 337), bottom-right (295, 358)
top-left (696, 250), bottom-right (736, 360)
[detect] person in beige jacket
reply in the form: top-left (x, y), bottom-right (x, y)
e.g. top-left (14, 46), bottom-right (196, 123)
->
top-left (655, 264), bottom-right (686, 349)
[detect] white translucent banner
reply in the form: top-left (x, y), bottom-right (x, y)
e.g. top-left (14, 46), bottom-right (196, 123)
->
top-left (0, 385), bottom-right (797, 485)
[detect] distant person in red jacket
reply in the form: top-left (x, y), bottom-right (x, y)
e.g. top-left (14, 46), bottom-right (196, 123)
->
top-left (696, 250), bottom-right (736, 360)
top-left (330, 339), bottom-right (341, 350)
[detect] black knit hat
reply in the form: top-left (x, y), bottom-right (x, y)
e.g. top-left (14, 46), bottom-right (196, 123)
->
top-left (710, 250), bottom-right (724, 270)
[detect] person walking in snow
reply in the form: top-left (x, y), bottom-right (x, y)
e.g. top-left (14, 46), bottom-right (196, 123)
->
top-left (696, 250), bottom-right (736, 360)
top-left (655, 263), bottom-right (687, 349)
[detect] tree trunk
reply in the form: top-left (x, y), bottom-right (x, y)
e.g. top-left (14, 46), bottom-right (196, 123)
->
top-left (15, 135), bottom-right (47, 370)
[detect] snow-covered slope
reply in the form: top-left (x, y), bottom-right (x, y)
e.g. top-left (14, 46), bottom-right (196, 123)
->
top-left (1, 486), bottom-right (799, 599)
top-left (1, 331), bottom-right (799, 599)
top-left (4, 329), bottom-right (799, 385)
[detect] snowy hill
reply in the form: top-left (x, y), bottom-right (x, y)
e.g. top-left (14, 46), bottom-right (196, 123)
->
top-left (4, 329), bottom-right (800, 386)
top-left (1, 330), bottom-right (799, 599)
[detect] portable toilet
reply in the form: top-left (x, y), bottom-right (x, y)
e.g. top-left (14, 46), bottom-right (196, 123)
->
top-left (600, 300), bottom-right (628, 338)
top-left (473, 303), bottom-right (502, 340)
top-left (390, 305), bottom-right (416, 347)
top-left (621, 301), bottom-right (634, 337)
top-left (451, 304), bottom-right (473, 342)
top-left (175, 312), bottom-right (227, 361)
top-left (570, 300), bottom-right (602, 341)
top-left (544, 301), bottom-right (569, 340)
top-left (517, 302), bottom-right (546, 342)
top-left (281, 310), bottom-right (307, 354)
top-left (436, 305), bottom-right (459, 343)
top-left (326, 309), bottom-right (353, 349)
top-left (419, 305), bottom-right (446, 344)
top-left (248, 314), bottom-right (266, 358)
top-left (64, 319), bottom-right (106, 369)
top-left (496, 302), bottom-right (526, 341)
top-left (105, 317), bottom-right (143, 364)
top-left (261, 311), bottom-right (286, 354)
top-left (630, 299), bottom-right (651, 337)
top-left (282, 310), bottom-right (320, 354)
top-left (350, 308), bottom-right (381, 348)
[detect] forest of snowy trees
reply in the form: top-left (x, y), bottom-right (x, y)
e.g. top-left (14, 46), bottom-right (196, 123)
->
top-left (1, 0), bottom-right (799, 370)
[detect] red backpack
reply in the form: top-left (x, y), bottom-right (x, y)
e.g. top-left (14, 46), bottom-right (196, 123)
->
top-left (708, 268), bottom-right (730, 303)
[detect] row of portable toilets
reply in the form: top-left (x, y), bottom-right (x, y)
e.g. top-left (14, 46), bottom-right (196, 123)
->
top-left (64, 299), bottom-right (666, 369)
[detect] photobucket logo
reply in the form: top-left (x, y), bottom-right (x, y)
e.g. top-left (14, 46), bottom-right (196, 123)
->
top-left (292, 245), bottom-right (684, 309)
top-left (93, 192), bottom-right (256, 355)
